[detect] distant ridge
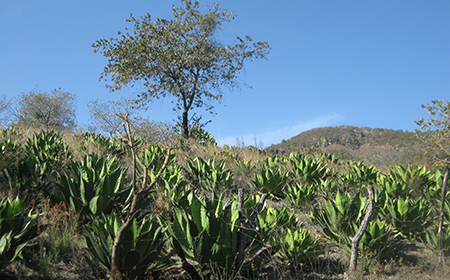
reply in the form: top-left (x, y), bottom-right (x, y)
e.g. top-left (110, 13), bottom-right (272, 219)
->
top-left (267, 125), bottom-right (427, 170)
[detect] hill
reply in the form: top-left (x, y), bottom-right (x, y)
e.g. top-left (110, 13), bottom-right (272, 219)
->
top-left (267, 125), bottom-right (428, 170)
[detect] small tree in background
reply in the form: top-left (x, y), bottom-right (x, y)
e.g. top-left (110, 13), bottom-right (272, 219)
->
top-left (0, 96), bottom-right (11, 127)
top-left (92, 0), bottom-right (270, 139)
top-left (88, 98), bottom-right (137, 137)
top-left (415, 99), bottom-right (450, 264)
top-left (88, 98), bottom-right (176, 144)
top-left (415, 99), bottom-right (450, 166)
top-left (12, 88), bottom-right (77, 131)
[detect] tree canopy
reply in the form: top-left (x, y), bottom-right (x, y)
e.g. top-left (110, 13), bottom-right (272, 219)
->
top-left (12, 88), bottom-right (77, 131)
top-left (88, 98), bottom-right (175, 144)
top-left (415, 99), bottom-right (450, 166)
top-left (93, 0), bottom-right (270, 138)
top-left (0, 96), bottom-right (11, 127)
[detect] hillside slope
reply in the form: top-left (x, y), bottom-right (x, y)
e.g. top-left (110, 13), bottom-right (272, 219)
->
top-left (267, 125), bottom-right (427, 170)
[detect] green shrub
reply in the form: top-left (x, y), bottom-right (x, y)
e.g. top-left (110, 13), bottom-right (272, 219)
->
top-left (0, 196), bottom-right (39, 273)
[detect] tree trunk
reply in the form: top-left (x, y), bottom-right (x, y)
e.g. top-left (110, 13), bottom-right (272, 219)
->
top-left (182, 108), bottom-right (189, 139)
top-left (348, 185), bottom-right (375, 274)
top-left (438, 164), bottom-right (449, 265)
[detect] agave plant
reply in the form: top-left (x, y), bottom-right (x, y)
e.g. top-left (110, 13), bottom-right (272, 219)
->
top-left (82, 132), bottom-right (125, 156)
top-left (316, 178), bottom-right (340, 195)
top-left (52, 154), bottom-right (132, 218)
top-left (272, 225), bottom-right (320, 268)
top-left (356, 220), bottom-right (402, 261)
top-left (284, 183), bottom-right (316, 212)
top-left (0, 129), bottom-right (19, 157)
top-left (261, 155), bottom-right (285, 169)
top-left (140, 145), bottom-right (175, 177)
top-left (156, 166), bottom-right (196, 220)
top-left (425, 224), bottom-right (450, 256)
top-left (165, 192), bottom-right (271, 278)
top-left (310, 189), bottom-right (404, 260)
top-left (377, 174), bottom-right (411, 199)
top-left (259, 206), bottom-right (320, 268)
top-left (310, 190), bottom-right (366, 245)
top-left (0, 196), bottom-right (39, 272)
top-left (423, 168), bottom-right (450, 203)
top-left (289, 153), bottom-right (328, 184)
top-left (257, 206), bottom-right (298, 234)
top-left (249, 167), bottom-right (289, 194)
top-left (4, 155), bottom-right (53, 201)
top-left (84, 213), bottom-right (171, 279)
top-left (3, 130), bottom-right (69, 201)
top-left (24, 130), bottom-right (71, 167)
top-left (388, 165), bottom-right (432, 199)
top-left (351, 162), bottom-right (378, 186)
top-left (381, 197), bottom-right (433, 241)
top-left (184, 157), bottom-right (232, 194)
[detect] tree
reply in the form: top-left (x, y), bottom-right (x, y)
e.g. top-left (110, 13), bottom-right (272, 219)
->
top-left (92, 0), bottom-right (270, 138)
top-left (88, 98), bottom-right (176, 144)
top-left (88, 98), bottom-right (137, 137)
top-left (415, 99), bottom-right (450, 264)
top-left (415, 99), bottom-right (450, 166)
top-left (12, 88), bottom-right (77, 131)
top-left (0, 96), bottom-right (11, 127)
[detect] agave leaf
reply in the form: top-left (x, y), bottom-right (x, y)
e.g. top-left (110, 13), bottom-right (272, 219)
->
top-left (123, 249), bottom-right (140, 270)
top-left (397, 198), bottom-right (408, 217)
top-left (85, 229), bottom-right (110, 269)
top-left (323, 200), bottom-right (337, 227)
top-left (190, 195), bottom-right (203, 232)
top-left (89, 196), bottom-right (107, 216)
top-left (173, 209), bottom-right (195, 260)
top-left (69, 196), bottom-right (84, 215)
top-left (0, 232), bottom-right (12, 255)
top-left (335, 190), bottom-right (347, 215)
top-left (79, 179), bottom-right (88, 205)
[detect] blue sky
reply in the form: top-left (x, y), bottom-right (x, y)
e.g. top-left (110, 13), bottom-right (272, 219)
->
top-left (1, 1), bottom-right (449, 147)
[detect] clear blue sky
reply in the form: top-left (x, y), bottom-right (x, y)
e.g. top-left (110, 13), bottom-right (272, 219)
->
top-left (1, 1), bottom-right (449, 147)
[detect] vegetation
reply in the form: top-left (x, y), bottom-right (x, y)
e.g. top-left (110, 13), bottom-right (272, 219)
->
top-left (415, 99), bottom-right (450, 166)
top-left (87, 98), bottom-right (176, 144)
top-left (10, 88), bottom-right (77, 131)
top-left (0, 96), bottom-right (11, 127)
top-left (92, 0), bottom-right (270, 138)
top-left (0, 125), bottom-right (448, 279)
top-left (0, 0), bottom-right (447, 276)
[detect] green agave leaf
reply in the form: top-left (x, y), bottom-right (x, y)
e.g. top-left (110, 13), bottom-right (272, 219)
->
top-left (172, 209), bottom-right (195, 260)
top-left (324, 200), bottom-right (337, 227)
top-left (397, 197), bottom-right (409, 217)
top-left (69, 196), bottom-right (84, 215)
top-left (0, 232), bottom-right (12, 255)
top-left (94, 177), bottom-right (106, 196)
top-left (131, 219), bottom-right (139, 247)
top-left (89, 196), bottom-right (108, 216)
top-left (3, 201), bottom-right (13, 221)
top-left (113, 214), bottom-right (121, 236)
top-left (85, 230), bottom-right (110, 269)
top-left (190, 195), bottom-right (203, 232)
top-left (80, 179), bottom-right (88, 205)
top-left (335, 190), bottom-right (348, 215)
top-left (114, 171), bottom-right (126, 193)
top-left (200, 202), bottom-right (209, 235)
top-left (11, 242), bottom-right (27, 261)
top-left (215, 193), bottom-right (224, 218)
top-left (123, 249), bottom-right (140, 270)
top-left (230, 205), bottom-right (239, 232)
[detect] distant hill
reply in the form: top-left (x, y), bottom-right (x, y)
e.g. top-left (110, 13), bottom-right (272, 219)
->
top-left (267, 126), bottom-right (428, 170)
